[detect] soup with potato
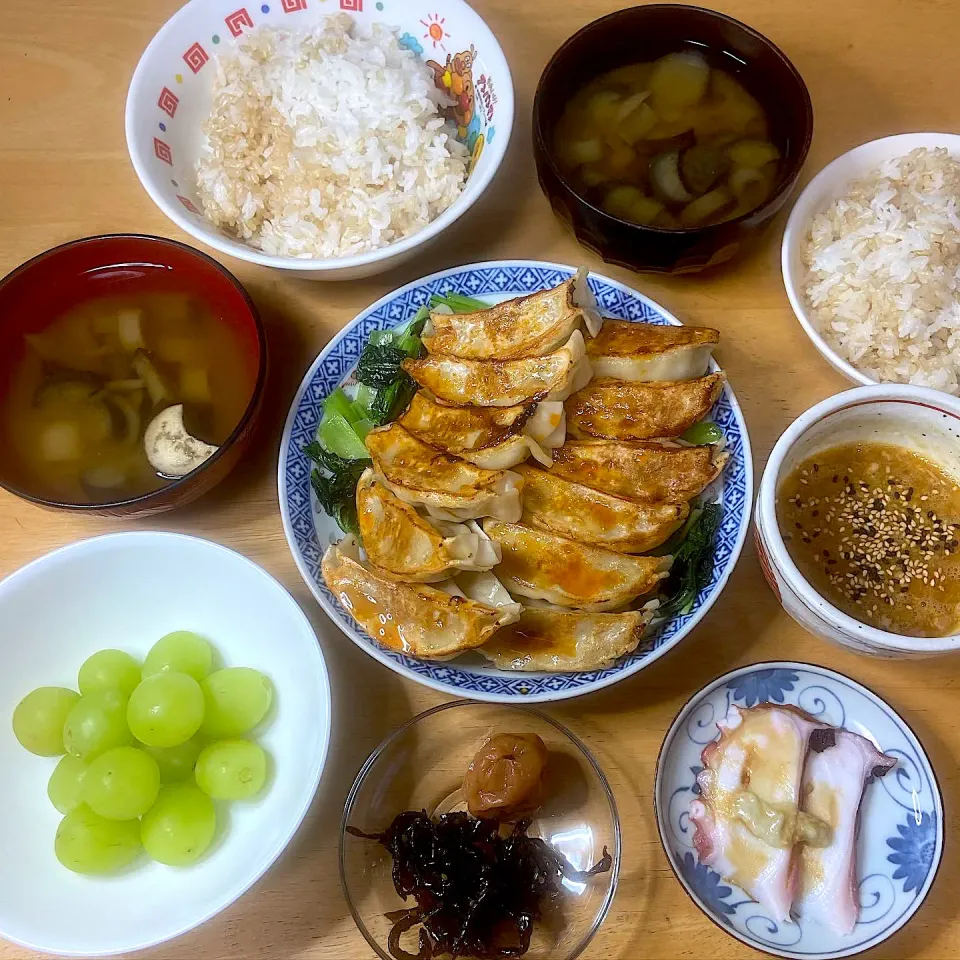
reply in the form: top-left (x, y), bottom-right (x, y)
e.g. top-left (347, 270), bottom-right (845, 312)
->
top-left (3, 292), bottom-right (253, 504)
top-left (554, 50), bottom-right (780, 228)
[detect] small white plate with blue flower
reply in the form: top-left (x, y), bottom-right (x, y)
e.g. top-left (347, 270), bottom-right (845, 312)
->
top-left (654, 661), bottom-right (942, 959)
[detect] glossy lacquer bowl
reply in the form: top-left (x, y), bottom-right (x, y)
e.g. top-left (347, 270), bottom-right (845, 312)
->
top-left (533, 4), bottom-right (813, 274)
top-left (0, 234), bottom-right (266, 518)
top-left (340, 701), bottom-right (620, 960)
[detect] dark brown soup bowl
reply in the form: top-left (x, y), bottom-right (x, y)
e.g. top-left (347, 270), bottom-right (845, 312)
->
top-left (0, 235), bottom-right (267, 518)
top-left (533, 4), bottom-right (813, 275)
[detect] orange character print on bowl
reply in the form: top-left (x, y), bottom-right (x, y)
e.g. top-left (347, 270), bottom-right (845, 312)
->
top-left (428, 46), bottom-right (485, 170)
top-left (427, 46), bottom-right (475, 137)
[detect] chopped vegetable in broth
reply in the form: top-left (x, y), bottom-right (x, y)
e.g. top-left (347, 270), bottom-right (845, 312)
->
top-left (554, 51), bottom-right (780, 228)
top-left (4, 292), bottom-right (253, 503)
top-left (777, 442), bottom-right (960, 638)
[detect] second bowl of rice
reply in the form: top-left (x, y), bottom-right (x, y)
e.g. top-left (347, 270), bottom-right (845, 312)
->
top-left (782, 133), bottom-right (960, 395)
top-left (125, 0), bottom-right (513, 281)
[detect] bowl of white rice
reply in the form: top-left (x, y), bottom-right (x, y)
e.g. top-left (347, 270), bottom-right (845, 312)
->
top-left (782, 133), bottom-right (960, 395)
top-left (125, 1), bottom-right (513, 281)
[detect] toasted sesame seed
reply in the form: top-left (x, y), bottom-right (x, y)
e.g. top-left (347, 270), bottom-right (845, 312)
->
top-left (780, 451), bottom-right (959, 629)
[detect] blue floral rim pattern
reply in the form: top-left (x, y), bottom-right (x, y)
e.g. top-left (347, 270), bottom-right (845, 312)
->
top-left (656, 662), bottom-right (943, 959)
top-left (278, 261), bottom-right (753, 702)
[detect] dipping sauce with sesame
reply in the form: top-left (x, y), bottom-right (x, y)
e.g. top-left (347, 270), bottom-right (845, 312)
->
top-left (776, 442), bottom-right (960, 637)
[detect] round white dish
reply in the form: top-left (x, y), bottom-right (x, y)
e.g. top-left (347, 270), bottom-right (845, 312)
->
top-left (781, 132), bottom-right (960, 385)
top-left (655, 661), bottom-right (943, 960)
top-left (0, 532), bottom-right (331, 957)
top-left (278, 260), bottom-right (753, 703)
top-left (755, 383), bottom-right (960, 657)
top-left (125, 0), bottom-right (513, 281)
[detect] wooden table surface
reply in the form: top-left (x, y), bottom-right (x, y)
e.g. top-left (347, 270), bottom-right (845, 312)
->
top-left (1, 1), bottom-right (958, 957)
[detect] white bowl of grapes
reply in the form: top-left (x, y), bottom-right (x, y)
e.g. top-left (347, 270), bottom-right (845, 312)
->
top-left (0, 531), bottom-right (331, 957)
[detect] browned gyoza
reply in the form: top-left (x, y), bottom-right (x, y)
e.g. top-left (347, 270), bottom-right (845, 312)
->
top-left (586, 319), bottom-right (719, 381)
top-left (515, 463), bottom-right (687, 552)
top-left (397, 392), bottom-right (565, 469)
top-left (483, 518), bottom-right (671, 610)
top-left (403, 331), bottom-right (592, 407)
top-left (355, 470), bottom-right (500, 583)
top-left (566, 372), bottom-right (726, 440)
top-left (550, 439), bottom-right (729, 502)
top-left (365, 423), bottom-right (524, 522)
top-left (480, 607), bottom-right (655, 672)
top-left (321, 541), bottom-right (518, 659)
top-left (421, 266), bottom-right (601, 359)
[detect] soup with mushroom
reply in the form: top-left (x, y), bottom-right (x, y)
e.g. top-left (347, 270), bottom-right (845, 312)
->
top-left (776, 442), bottom-right (960, 637)
top-left (554, 51), bottom-right (780, 228)
top-left (3, 292), bottom-right (253, 504)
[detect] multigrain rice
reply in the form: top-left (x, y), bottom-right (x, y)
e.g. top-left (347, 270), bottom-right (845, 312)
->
top-left (802, 147), bottom-right (960, 394)
top-left (195, 14), bottom-right (469, 260)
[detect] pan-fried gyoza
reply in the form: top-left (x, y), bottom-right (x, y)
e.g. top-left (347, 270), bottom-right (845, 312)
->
top-left (356, 470), bottom-right (501, 583)
top-left (403, 330), bottom-right (592, 407)
top-left (309, 270), bottom-right (731, 672)
top-left (483, 519), bottom-right (671, 611)
top-left (550, 439), bottom-right (729, 503)
top-left (321, 540), bottom-right (519, 660)
top-left (516, 464), bottom-right (688, 553)
top-left (566, 373), bottom-right (726, 440)
top-left (422, 266), bottom-right (602, 359)
top-left (586, 319), bottom-right (719, 381)
top-left (365, 423), bottom-right (524, 522)
top-left (398, 392), bottom-right (565, 469)
top-left (479, 607), bottom-right (655, 672)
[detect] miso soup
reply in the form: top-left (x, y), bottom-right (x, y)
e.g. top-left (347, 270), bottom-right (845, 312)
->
top-left (4, 291), bottom-right (254, 504)
top-left (554, 50), bottom-right (781, 228)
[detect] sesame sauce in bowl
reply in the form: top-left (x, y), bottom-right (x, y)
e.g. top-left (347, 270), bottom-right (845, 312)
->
top-left (776, 441), bottom-right (960, 638)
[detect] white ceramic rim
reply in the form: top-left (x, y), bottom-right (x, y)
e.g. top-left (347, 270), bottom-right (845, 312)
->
top-left (757, 383), bottom-right (960, 654)
top-left (0, 531), bottom-right (333, 958)
top-left (276, 258), bottom-right (755, 703)
top-left (781, 132), bottom-right (960, 387)
top-left (124, 0), bottom-right (515, 273)
top-left (653, 658), bottom-right (945, 960)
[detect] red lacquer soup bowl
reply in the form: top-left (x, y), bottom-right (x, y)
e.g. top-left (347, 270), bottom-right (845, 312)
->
top-left (0, 235), bottom-right (266, 518)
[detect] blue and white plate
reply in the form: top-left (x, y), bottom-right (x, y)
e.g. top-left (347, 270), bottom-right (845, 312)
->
top-left (278, 260), bottom-right (753, 702)
top-left (655, 662), bottom-right (943, 959)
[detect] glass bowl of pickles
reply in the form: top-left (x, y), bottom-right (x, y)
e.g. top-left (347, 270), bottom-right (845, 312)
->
top-left (533, 4), bottom-right (813, 274)
top-left (340, 701), bottom-right (620, 960)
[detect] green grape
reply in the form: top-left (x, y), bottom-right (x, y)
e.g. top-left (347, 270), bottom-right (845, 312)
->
top-left (200, 668), bottom-right (273, 738)
top-left (48, 754), bottom-right (89, 814)
top-left (127, 673), bottom-right (204, 748)
top-left (12, 687), bottom-right (80, 756)
top-left (141, 783), bottom-right (216, 866)
top-left (63, 691), bottom-right (133, 761)
top-left (142, 631), bottom-right (213, 682)
top-left (78, 649), bottom-right (142, 698)
top-left (141, 735), bottom-right (204, 783)
top-left (83, 747), bottom-right (160, 820)
top-left (55, 805), bottom-right (142, 875)
top-left (195, 740), bottom-right (267, 801)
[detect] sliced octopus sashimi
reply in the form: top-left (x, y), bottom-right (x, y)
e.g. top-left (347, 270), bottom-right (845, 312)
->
top-left (689, 704), bottom-right (830, 923)
top-left (795, 729), bottom-right (897, 935)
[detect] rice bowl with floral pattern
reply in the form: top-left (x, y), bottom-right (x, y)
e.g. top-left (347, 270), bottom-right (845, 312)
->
top-left (125, 0), bottom-right (513, 280)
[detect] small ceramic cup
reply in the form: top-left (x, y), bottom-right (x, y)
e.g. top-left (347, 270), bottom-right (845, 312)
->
top-left (756, 384), bottom-right (960, 657)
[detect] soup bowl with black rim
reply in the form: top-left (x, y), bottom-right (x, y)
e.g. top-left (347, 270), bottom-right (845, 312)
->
top-left (0, 235), bottom-right (266, 518)
top-left (533, 4), bottom-right (813, 275)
